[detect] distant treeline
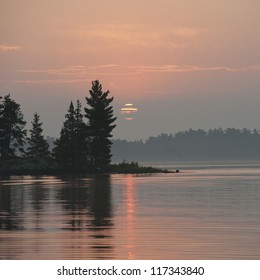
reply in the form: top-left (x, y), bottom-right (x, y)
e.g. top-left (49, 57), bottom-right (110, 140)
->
top-left (112, 128), bottom-right (260, 161)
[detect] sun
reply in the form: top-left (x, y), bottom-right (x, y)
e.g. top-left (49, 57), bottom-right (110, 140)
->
top-left (120, 103), bottom-right (138, 120)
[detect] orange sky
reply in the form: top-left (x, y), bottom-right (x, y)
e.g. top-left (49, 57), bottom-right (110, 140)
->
top-left (1, 0), bottom-right (260, 139)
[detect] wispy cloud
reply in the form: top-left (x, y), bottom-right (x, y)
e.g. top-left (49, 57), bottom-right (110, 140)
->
top-left (15, 78), bottom-right (90, 84)
top-left (15, 64), bottom-right (260, 84)
top-left (134, 64), bottom-right (260, 74)
top-left (16, 65), bottom-right (120, 84)
top-left (0, 45), bottom-right (21, 51)
top-left (19, 65), bottom-right (87, 76)
top-left (70, 24), bottom-right (203, 50)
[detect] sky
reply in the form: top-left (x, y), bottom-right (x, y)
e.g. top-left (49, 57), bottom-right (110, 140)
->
top-left (1, 0), bottom-right (260, 140)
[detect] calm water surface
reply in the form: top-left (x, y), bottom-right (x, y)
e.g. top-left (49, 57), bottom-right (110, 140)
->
top-left (0, 162), bottom-right (260, 259)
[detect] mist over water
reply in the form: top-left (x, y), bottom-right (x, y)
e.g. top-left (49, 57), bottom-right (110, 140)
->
top-left (1, 162), bottom-right (260, 259)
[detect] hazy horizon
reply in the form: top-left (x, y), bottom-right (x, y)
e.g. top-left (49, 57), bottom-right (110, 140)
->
top-left (1, 0), bottom-right (260, 140)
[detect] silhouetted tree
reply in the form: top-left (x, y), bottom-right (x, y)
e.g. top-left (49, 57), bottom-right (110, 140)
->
top-left (0, 94), bottom-right (26, 159)
top-left (27, 112), bottom-right (49, 158)
top-left (75, 100), bottom-right (89, 160)
top-left (53, 100), bottom-right (88, 171)
top-left (84, 80), bottom-right (116, 168)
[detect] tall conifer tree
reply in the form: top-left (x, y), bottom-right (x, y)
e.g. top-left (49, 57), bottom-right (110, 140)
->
top-left (53, 101), bottom-right (88, 171)
top-left (27, 113), bottom-right (49, 158)
top-left (84, 80), bottom-right (116, 168)
top-left (75, 100), bottom-right (89, 161)
top-left (0, 94), bottom-right (26, 158)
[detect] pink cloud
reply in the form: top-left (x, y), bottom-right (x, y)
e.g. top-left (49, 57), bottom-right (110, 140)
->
top-left (0, 45), bottom-right (21, 51)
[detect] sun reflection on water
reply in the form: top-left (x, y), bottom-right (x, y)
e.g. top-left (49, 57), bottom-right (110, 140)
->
top-left (125, 175), bottom-right (136, 259)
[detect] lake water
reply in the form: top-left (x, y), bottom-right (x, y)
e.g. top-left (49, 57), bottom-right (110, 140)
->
top-left (0, 162), bottom-right (260, 260)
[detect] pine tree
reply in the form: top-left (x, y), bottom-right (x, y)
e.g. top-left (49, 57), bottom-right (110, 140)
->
top-left (84, 80), bottom-right (117, 168)
top-left (53, 101), bottom-right (88, 171)
top-left (53, 102), bottom-right (75, 169)
top-left (27, 113), bottom-right (50, 158)
top-left (75, 100), bottom-right (89, 162)
top-left (0, 94), bottom-right (27, 159)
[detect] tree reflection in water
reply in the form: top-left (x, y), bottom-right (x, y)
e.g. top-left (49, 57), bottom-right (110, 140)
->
top-left (0, 177), bottom-right (25, 231)
top-left (57, 175), bottom-right (114, 259)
